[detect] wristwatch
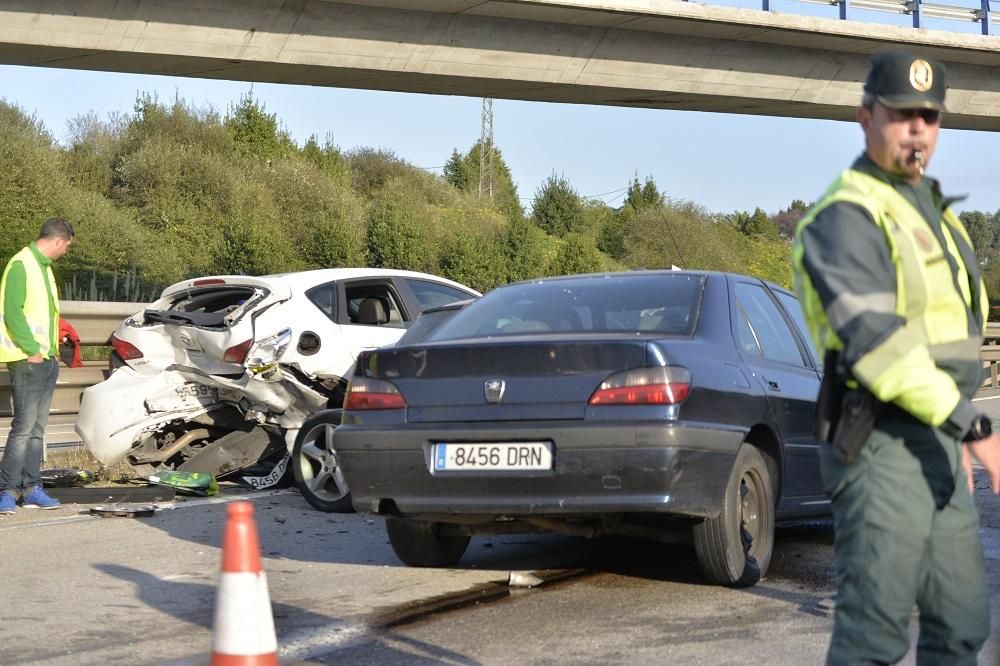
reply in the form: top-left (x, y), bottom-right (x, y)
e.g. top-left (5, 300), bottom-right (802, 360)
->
top-left (963, 414), bottom-right (993, 442)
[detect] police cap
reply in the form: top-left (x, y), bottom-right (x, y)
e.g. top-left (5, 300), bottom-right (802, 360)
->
top-left (864, 50), bottom-right (946, 112)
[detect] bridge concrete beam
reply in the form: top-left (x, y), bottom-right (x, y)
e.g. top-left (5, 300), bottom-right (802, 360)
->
top-left (2, 0), bottom-right (1000, 129)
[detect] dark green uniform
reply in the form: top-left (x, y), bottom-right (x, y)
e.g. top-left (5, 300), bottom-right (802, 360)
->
top-left (793, 154), bottom-right (990, 665)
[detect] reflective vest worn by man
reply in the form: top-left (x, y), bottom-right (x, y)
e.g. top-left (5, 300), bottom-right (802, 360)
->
top-left (0, 245), bottom-right (60, 362)
top-left (792, 50), bottom-right (1000, 666)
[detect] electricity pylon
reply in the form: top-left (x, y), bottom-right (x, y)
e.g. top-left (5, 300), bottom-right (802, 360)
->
top-left (478, 98), bottom-right (494, 198)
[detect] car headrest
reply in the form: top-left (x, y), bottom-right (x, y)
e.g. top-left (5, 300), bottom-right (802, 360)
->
top-left (356, 297), bottom-right (389, 325)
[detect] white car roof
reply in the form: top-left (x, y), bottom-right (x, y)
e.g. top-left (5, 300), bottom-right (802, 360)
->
top-left (257, 268), bottom-right (480, 295)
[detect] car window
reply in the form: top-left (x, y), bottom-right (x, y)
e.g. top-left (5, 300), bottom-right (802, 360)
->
top-left (404, 278), bottom-right (475, 311)
top-left (344, 284), bottom-right (405, 328)
top-left (427, 273), bottom-right (705, 341)
top-left (734, 282), bottom-right (806, 367)
top-left (306, 282), bottom-right (338, 322)
top-left (735, 307), bottom-right (762, 357)
top-left (774, 290), bottom-right (819, 366)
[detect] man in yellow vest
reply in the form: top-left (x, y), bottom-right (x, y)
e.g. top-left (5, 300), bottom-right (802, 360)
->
top-left (793, 51), bottom-right (1000, 664)
top-left (0, 218), bottom-right (74, 513)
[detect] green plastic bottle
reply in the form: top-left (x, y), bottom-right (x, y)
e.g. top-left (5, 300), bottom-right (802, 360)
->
top-left (148, 468), bottom-right (219, 496)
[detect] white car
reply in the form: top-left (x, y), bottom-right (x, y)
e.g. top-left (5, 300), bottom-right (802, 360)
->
top-left (76, 268), bottom-right (479, 510)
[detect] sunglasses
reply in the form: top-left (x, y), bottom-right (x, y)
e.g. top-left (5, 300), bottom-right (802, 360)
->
top-left (886, 107), bottom-right (942, 125)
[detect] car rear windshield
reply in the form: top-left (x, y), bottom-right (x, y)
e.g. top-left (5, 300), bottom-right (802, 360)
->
top-left (425, 273), bottom-right (705, 341)
top-left (145, 286), bottom-right (260, 328)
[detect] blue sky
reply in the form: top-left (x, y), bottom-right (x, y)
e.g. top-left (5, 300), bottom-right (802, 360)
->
top-left (2, 0), bottom-right (998, 217)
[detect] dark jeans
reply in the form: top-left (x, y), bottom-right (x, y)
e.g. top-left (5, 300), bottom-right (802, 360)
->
top-left (0, 357), bottom-right (59, 494)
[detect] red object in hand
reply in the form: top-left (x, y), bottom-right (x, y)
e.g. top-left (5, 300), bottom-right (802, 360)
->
top-left (58, 318), bottom-right (83, 368)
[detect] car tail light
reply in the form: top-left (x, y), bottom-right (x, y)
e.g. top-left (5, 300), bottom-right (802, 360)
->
top-left (344, 377), bottom-right (407, 410)
top-left (110, 334), bottom-right (144, 361)
top-left (588, 366), bottom-right (691, 405)
top-left (192, 278), bottom-right (226, 286)
top-left (223, 338), bottom-right (253, 364)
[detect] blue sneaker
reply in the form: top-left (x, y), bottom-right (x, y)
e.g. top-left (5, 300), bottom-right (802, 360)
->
top-left (0, 491), bottom-right (16, 514)
top-left (21, 486), bottom-right (60, 510)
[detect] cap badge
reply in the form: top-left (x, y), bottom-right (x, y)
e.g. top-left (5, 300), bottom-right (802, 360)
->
top-left (909, 59), bottom-right (933, 92)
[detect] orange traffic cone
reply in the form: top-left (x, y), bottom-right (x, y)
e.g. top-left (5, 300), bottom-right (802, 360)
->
top-left (211, 501), bottom-right (279, 665)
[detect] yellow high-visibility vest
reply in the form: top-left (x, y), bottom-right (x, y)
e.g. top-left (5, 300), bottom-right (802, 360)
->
top-left (0, 246), bottom-right (59, 362)
top-left (792, 169), bottom-right (988, 427)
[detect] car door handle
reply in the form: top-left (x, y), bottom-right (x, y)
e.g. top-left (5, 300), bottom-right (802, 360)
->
top-left (765, 379), bottom-right (781, 391)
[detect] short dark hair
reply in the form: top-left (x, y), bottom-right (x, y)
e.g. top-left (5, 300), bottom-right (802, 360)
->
top-left (38, 217), bottom-right (74, 241)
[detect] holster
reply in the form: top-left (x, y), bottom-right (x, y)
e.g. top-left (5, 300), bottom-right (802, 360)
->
top-left (816, 350), bottom-right (880, 464)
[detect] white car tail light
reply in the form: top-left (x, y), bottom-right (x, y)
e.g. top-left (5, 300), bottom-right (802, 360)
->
top-left (588, 366), bottom-right (691, 405)
top-left (344, 377), bottom-right (407, 410)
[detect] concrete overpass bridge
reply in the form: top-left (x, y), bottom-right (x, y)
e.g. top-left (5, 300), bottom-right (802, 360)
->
top-left (2, 1), bottom-right (1000, 130)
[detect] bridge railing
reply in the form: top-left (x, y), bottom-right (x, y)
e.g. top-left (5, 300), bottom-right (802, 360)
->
top-left (697, 0), bottom-right (999, 35)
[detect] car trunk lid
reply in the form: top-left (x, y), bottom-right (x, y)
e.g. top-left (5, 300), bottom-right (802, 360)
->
top-left (365, 337), bottom-right (651, 422)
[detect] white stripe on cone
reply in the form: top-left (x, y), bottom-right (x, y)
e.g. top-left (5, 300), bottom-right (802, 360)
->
top-left (213, 571), bottom-right (278, 655)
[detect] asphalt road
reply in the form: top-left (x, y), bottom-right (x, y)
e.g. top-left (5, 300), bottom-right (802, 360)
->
top-left (0, 393), bottom-right (997, 664)
top-left (0, 472), bottom-right (998, 665)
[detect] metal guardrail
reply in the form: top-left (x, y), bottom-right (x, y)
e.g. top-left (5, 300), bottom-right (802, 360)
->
top-left (705, 0), bottom-right (998, 35)
top-left (0, 301), bottom-right (143, 418)
top-left (1, 303), bottom-right (999, 419)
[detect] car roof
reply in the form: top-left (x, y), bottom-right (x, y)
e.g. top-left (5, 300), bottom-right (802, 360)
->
top-left (258, 268), bottom-right (481, 295)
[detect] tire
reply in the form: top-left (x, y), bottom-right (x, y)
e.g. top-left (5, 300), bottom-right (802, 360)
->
top-left (385, 518), bottom-right (471, 567)
top-left (292, 409), bottom-right (354, 513)
top-left (693, 444), bottom-right (774, 587)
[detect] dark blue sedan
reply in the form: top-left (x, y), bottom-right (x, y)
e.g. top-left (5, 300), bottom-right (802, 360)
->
top-left (334, 271), bottom-right (827, 586)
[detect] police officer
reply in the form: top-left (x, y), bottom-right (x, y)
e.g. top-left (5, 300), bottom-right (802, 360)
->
top-left (792, 51), bottom-right (1000, 665)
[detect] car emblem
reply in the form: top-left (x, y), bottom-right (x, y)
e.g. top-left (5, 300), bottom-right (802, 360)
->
top-left (178, 332), bottom-right (193, 346)
top-left (484, 379), bottom-right (506, 404)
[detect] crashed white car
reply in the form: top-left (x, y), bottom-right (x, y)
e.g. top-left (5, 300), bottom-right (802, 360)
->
top-left (76, 268), bottom-right (479, 509)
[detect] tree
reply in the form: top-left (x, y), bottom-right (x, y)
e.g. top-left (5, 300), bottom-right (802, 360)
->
top-left (225, 92), bottom-right (295, 161)
top-left (547, 233), bottom-right (605, 276)
top-left (532, 172), bottom-right (583, 237)
top-left (443, 142), bottom-right (524, 224)
top-left (959, 210), bottom-right (998, 258)
top-left (772, 199), bottom-right (811, 240)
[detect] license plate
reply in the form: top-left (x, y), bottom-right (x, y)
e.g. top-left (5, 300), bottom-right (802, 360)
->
top-left (145, 382), bottom-right (218, 412)
top-left (432, 442), bottom-right (553, 472)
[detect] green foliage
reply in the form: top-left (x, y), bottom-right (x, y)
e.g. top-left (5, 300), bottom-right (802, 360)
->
top-left (502, 215), bottom-right (549, 283)
top-left (0, 101), bottom-right (62, 263)
top-left (366, 179), bottom-right (432, 271)
top-left (443, 142), bottom-right (524, 224)
top-left (2, 89), bottom-right (817, 303)
top-left (959, 210), bottom-right (998, 257)
top-left (439, 230), bottom-right (507, 292)
top-left (225, 92), bottom-right (295, 161)
top-left (532, 172), bottom-right (583, 237)
top-left (547, 233), bottom-right (605, 276)
top-left (773, 199), bottom-right (811, 240)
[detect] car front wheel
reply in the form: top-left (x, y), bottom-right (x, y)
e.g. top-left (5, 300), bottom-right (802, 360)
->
top-left (385, 518), bottom-right (471, 567)
top-left (693, 444), bottom-right (774, 587)
top-left (292, 409), bottom-right (354, 513)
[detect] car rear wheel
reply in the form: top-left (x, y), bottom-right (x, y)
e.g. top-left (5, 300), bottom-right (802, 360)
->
top-left (385, 518), bottom-right (471, 567)
top-left (292, 409), bottom-right (354, 513)
top-left (693, 444), bottom-right (774, 587)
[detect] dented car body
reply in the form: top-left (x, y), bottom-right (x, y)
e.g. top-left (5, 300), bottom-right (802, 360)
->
top-left (76, 268), bottom-right (478, 488)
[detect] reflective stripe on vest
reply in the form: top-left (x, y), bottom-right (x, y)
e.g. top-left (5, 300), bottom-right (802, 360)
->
top-left (792, 169), bottom-right (988, 427)
top-left (0, 246), bottom-right (59, 362)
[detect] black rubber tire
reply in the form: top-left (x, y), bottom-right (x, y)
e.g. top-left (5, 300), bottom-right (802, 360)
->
top-left (693, 444), bottom-right (774, 587)
top-left (292, 409), bottom-right (355, 513)
top-left (385, 518), bottom-right (471, 567)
